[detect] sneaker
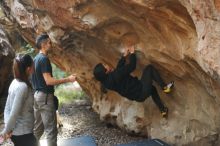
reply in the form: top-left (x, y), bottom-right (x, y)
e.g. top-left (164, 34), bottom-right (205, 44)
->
top-left (161, 107), bottom-right (168, 118)
top-left (163, 81), bottom-right (174, 93)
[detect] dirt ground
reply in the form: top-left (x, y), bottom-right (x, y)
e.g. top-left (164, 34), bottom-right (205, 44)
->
top-left (0, 99), bottom-right (146, 146)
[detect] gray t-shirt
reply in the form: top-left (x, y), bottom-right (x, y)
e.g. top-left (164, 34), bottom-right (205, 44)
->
top-left (2, 79), bottom-right (34, 136)
top-left (31, 53), bottom-right (54, 94)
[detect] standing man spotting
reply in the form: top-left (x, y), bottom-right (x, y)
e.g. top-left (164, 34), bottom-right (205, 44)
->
top-left (32, 34), bottom-right (76, 146)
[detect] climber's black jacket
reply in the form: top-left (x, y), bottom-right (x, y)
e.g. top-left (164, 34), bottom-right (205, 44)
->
top-left (101, 53), bottom-right (143, 100)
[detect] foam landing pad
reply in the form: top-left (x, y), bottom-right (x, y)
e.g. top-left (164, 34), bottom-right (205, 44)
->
top-left (115, 139), bottom-right (170, 146)
top-left (40, 136), bottom-right (97, 146)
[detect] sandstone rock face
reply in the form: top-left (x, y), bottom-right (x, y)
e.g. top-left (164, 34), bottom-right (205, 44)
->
top-left (1, 0), bottom-right (220, 145)
top-left (0, 25), bottom-right (14, 112)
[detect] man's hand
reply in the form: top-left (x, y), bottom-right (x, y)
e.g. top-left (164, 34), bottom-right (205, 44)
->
top-left (67, 74), bottom-right (77, 82)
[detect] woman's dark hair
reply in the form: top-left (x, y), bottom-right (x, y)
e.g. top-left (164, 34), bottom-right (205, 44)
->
top-left (35, 33), bottom-right (49, 49)
top-left (13, 54), bottom-right (33, 87)
top-left (93, 63), bottom-right (107, 81)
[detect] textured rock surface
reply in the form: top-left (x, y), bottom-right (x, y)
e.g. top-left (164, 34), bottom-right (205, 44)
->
top-left (1, 0), bottom-right (220, 145)
top-left (0, 24), bottom-right (14, 112)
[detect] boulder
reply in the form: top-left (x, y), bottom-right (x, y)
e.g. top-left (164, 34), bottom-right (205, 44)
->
top-left (1, 0), bottom-right (220, 145)
top-left (0, 25), bottom-right (14, 112)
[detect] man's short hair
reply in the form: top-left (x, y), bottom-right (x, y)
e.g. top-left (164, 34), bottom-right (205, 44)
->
top-left (35, 33), bottom-right (49, 49)
top-left (93, 63), bottom-right (107, 81)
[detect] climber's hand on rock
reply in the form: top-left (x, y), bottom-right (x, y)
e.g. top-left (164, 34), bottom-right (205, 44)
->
top-left (129, 45), bottom-right (135, 54)
top-left (123, 48), bottom-right (130, 57)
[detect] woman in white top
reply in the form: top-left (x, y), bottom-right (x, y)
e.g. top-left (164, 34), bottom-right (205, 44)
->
top-left (0, 54), bottom-right (37, 146)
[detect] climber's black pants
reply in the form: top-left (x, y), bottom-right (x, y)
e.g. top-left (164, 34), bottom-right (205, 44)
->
top-left (138, 65), bottom-right (166, 111)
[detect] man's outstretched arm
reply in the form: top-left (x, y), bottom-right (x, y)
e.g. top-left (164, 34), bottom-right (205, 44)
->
top-left (43, 73), bottom-right (76, 86)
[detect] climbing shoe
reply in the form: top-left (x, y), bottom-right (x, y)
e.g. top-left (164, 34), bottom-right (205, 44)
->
top-left (58, 123), bottom-right (63, 128)
top-left (161, 107), bottom-right (168, 118)
top-left (163, 81), bottom-right (174, 93)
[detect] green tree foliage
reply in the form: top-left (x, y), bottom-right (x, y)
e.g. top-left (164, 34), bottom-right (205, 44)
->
top-left (52, 64), bottom-right (68, 80)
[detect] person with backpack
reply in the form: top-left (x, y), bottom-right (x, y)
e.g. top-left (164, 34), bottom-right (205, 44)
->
top-left (31, 33), bottom-right (76, 146)
top-left (93, 45), bottom-right (174, 118)
top-left (0, 54), bottom-right (37, 146)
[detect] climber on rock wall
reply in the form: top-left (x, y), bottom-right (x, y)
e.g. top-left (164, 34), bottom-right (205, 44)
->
top-left (93, 43), bottom-right (174, 118)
